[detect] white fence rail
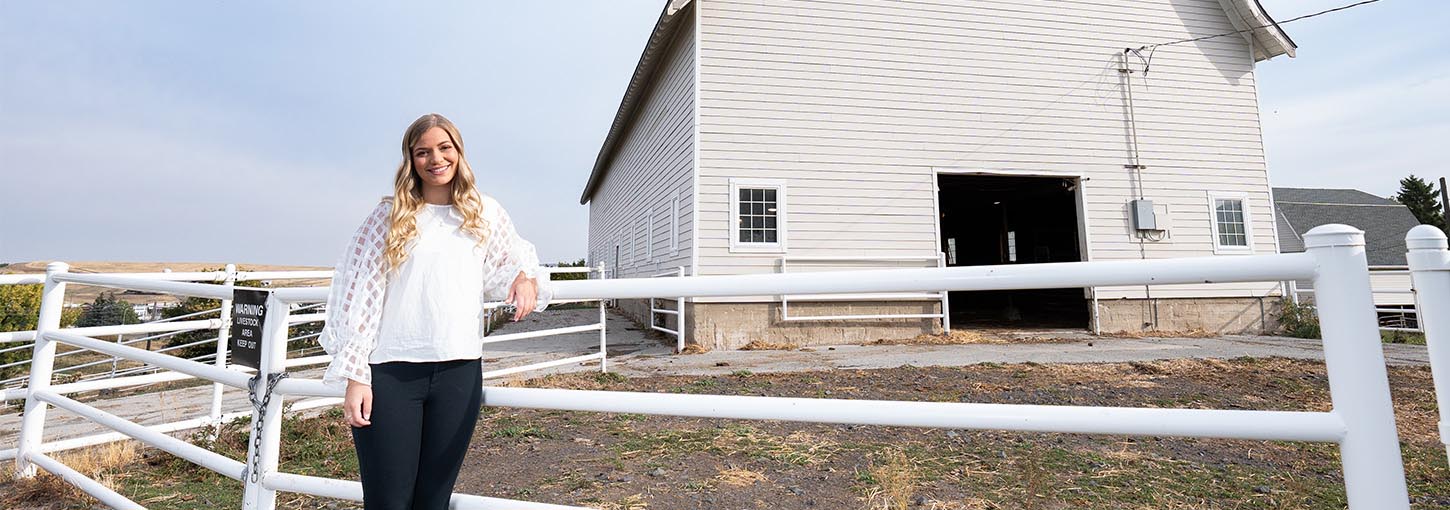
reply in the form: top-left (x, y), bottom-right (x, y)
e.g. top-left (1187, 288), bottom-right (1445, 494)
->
top-left (10, 224), bottom-right (1444, 509)
top-left (1, 264), bottom-right (611, 463)
top-left (649, 266), bottom-right (687, 352)
top-left (1290, 266), bottom-right (1423, 332)
top-left (480, 265), bottom-right (609, 378)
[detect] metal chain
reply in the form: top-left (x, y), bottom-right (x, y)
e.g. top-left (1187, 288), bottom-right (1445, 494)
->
top-left (245, 371), bottom-right (289, 483)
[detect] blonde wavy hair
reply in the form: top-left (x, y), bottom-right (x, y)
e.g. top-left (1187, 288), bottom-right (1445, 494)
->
top-left (383, 113), bottom-right (490, 275)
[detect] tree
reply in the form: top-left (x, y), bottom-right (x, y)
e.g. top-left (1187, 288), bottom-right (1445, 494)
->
top-left (75, 292), bottom-right (141, 328)
top-left (1395, 175), bottom-right (1448, 232)
top-left (157, 273), bottom-right (324, 361)
top-left (0, 284), bottom-right (43, 378)
top-left (549, 259), bottom-right (590, 281)
top-left (0, 284), bottom-right (80, 378)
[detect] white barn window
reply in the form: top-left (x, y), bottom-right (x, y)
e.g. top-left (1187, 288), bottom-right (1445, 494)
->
top-left (646, 211), bottom-right (654, 261)
top-left (1208, 193), bottom-right (1252, 253)
top-left (729, 179), bottom-right (786, 253)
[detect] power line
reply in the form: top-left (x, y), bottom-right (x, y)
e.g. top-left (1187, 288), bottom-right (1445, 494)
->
top-left (1137, 0), bottom-right (1383, 51)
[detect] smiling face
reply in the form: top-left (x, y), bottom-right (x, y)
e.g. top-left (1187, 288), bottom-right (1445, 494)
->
top-left (411, 126), bottom-right (459, 192)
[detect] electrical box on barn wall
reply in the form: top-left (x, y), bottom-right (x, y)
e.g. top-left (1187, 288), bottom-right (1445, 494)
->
top-left (1131, 199), bottom-right (1157, 231)
top-left (1153, 202), bottom-right (1172, 232)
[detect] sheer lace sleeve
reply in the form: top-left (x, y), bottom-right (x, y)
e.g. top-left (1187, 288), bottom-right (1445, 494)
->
top-left (318, 201), bottom-right (391, 388)
top-left (480, 195), bottom-right (553, 310)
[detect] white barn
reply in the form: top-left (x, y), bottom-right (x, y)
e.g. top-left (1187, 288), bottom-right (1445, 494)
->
top-left (581, 0), bottom-right (1297, 349)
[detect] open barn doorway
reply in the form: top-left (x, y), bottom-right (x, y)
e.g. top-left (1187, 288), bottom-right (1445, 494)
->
top-left (937, 173), bottom-right (1089, 329)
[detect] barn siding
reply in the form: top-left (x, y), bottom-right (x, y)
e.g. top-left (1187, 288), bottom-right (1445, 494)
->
top-left (693, 0), bottom-right (1282, 301)
top-left (588, 18), bottom-right (697, 280)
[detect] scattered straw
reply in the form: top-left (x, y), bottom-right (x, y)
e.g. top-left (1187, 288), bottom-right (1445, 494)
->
top-left (680, 344), bottom-right (711, 355)
top-left (1103, 328), bottom-right (1217, 339)
top-left (871, 330), bottom-right (997, 346)
top-left (595, 493), bottom-right (649, 510)
top-left (715, 467), bottom-right (768, 486)
top-left (739, 340), bottom-right (799, 351)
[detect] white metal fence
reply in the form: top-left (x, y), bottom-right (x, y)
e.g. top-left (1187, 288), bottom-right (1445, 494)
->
top-left (8, 224), bottom-right (1446, 509)
top-left (0, 264), bottom-right (610, 464)
top-left (1289, 266), bottom-right (1424, 332)
top-left (649, 266), bottom-right (687, 352)
top-left (478, 265), bottom-right (610, 379)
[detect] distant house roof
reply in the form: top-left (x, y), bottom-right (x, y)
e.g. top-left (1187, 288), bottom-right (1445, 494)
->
top-left (1273, 187), bottom-right (1424, 266)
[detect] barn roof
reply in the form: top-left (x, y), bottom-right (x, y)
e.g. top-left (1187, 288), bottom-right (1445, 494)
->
top-left (1218, 0), bottom-right (1297, 61)
top-left (580, 0), bottom-right (1295, 204)
top-left (579, 0), bottom-right (693, 205)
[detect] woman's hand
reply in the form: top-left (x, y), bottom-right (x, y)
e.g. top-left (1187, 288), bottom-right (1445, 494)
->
top-left (344, 379), bottom-right (372, 427)
top-left (506, 271), bottom-right (538, 321)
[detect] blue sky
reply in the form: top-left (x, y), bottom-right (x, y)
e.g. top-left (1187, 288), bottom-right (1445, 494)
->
top-left (1256, 0), bottom-right (1448, 200)
top-left (1, 0), bottom-right (1445, 267)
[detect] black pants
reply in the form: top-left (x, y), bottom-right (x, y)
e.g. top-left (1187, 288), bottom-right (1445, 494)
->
top-left (352, 358), bottom-right (482, 510)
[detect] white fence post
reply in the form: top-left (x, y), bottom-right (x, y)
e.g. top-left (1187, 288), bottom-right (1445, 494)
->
top-left (1406, 225), bottom-right (1450, 464)
top-left (598, 263), bottom-right (608, 372)
top-left (938, 252), bottom-right (951, 333)
top-left (676, 266), bottom-right (686, 353)
top-left (241, 293), bottom-right (291, 510)
top-left (1303, 224), bottom-right (1409, 509)
top-left (14, 262), bottom-right (69, 477)
top-left (210, 264), bottom-right (237, 433)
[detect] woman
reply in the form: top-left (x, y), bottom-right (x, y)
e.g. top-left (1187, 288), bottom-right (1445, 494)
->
top-left (319, 113), bottom-right (551, 509)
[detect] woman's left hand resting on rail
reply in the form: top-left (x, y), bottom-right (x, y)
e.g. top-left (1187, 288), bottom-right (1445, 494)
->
top-left (507, 271), bottom-right (538, 321)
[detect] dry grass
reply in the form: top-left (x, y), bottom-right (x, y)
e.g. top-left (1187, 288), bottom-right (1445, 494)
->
top-left (679, 344), bottom-right (711, 355)
top-left (1, 441), bottom-right (139, 507)
top-left (862, 449), bottom-right (920, 510)
top-left (718, 429), bottom-right (840, 466)
top-left (715, 466), bottom-right (768, 486)
top-left (595, 493), bottom-right (649, 510)
top-left (739, 340), bottom-right (800, 351)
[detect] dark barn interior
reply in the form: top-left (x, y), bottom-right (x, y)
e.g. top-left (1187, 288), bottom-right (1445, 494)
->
top-left (938, 174), bottom-right (1089, 329)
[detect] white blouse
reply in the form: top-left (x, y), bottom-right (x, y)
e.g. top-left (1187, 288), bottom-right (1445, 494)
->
top-left (317, 195), bottom-right (552, 388)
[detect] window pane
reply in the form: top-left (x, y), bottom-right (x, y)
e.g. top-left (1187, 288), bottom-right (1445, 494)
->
top-left (764, 189), bottom-right (776, 202)
top-left (751, 230), bottom-right (763, 242)
top-left (764, 217), bottom-right (776, 229)
top-left (764, 230), bottom-right (776, 243)
top-left (751, 189), bottom-right (763, 201)
top-left (739, 189), bottom-right (750, 202)
top-left (752, 203), bottom-right (764, 215)
top-left (739, 230), bottom-right (750, 243)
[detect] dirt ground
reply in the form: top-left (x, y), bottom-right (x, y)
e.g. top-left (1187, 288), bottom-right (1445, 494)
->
top-left (3, 357), bottom-right (1447, 509)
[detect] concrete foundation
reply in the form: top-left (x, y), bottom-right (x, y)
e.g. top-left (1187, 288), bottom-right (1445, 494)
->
top-left (614, 296), bottom-right (1282, 349)
top-left (615, 299), bottom-right (941, 350)
top-left (1094, 297), bottom-right (1282, 335)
